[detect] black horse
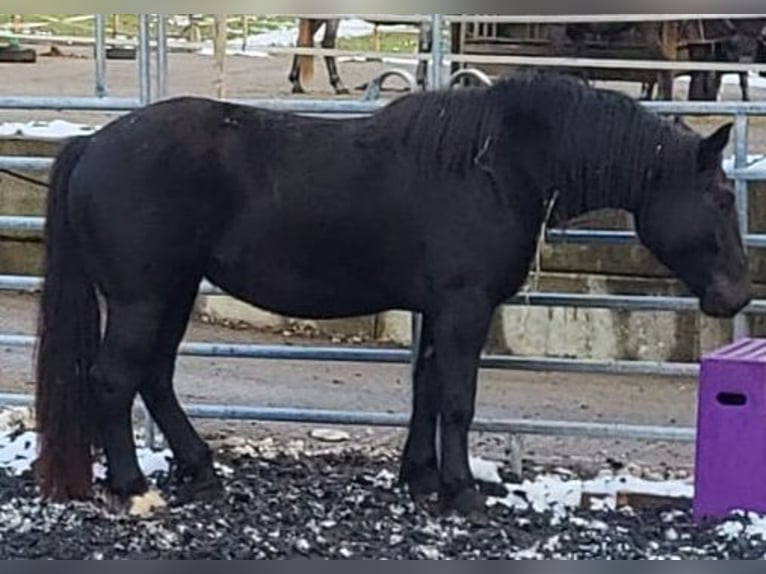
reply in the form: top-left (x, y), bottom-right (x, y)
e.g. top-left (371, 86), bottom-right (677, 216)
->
top-left (288, 17), bottom-right (433, 94)
top-left (686, 18), bottom-right (766, 102)
top-left (34, 71), bottom-right (750, 517)
top-left (641, 18), bottom-right (766, 102)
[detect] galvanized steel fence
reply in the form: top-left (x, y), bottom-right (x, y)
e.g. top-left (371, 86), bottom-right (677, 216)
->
top-left (1, 14), bottom-right (766, 446)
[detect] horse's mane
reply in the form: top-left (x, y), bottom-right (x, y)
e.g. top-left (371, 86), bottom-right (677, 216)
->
top-left (371, 70), bottom-right (702, 217)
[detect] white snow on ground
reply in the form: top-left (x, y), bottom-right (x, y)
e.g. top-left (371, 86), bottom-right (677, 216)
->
top-left (676, 71), bottom-right (766, 91)
top-left (470, 456), bottom-right (503, 484)
top-left (718, 512), bottom-right (766, 541)
top-left (0, 406), bottom-right (686, 513)
top-left (488, 472), bottom-right (693, 514)
top-left (1, 402), bottom-right (765, 547)
top-left (196, 18), bottom-right (399, 59)
top-left (0, 120), bottom-right (99, 140)
top-left (0, 406), bottom-right (171, 478)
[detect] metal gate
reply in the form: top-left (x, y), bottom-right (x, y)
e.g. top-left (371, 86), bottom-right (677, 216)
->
top-left (2, 14), bottom-right (766, 447)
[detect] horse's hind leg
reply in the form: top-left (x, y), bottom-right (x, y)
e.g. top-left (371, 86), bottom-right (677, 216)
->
top-left (138, 285), bottom-right (220, 500)
top-left (322, 20), bottom-right (349, 94)
top-left (740, 72), bottom-right (750, 101)
top-left (400, 316), bottom-right (440, 499)
top-left (288, 55), bottom-right (305, 94)
top-left (91, 299), bottom-right (168, 506)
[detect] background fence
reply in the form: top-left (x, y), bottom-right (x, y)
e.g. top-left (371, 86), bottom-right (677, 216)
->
top-left (1, 13), bottom-right (766, 448)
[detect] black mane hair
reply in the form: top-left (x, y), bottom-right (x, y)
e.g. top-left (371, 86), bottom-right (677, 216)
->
top-left (371, 69), bottom-right (703, 219)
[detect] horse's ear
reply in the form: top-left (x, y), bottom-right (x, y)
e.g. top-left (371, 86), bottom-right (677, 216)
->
top-left (698, 122), bottom-right (733, 171)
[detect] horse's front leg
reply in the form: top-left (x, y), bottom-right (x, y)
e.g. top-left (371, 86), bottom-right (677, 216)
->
top-left (740, 71), bottom-right (750, 101)
top-left (322, 21), bottom-right (349, 95)
top-left (288, 54), bottom-right (306, 94)
top-left (400, 316), bottom-right (440, 499)
top-left (324, 55), bottom-right (350, 95)
top-left (431, 290), bottom-right (493, 517)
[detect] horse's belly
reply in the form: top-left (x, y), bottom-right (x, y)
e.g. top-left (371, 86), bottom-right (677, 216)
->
top-left (206, 236), bottom-right (412, 320)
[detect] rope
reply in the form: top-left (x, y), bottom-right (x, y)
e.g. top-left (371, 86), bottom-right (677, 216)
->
top-left (0, 169), bottom-right (49, 188)
top-left (521, 190), bottom-right (560, 304)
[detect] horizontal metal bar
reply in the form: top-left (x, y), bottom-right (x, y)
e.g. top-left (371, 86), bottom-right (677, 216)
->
top-left (3, 95), bottom-right (766, 121)
top-left (0, 216), bottom-right (45, 231)
top-left (0, 333), bottom-right (698, 377)
top-left (642, 101), bottom-right (766, 116)
top-left (286, 14), bottom-right (431, 24)
top-left (0, 392), bottom-right (696, 442)
top-left (547, 229), bottom-right (766, 249)
top-left (448, 53), bottom-right (766, 74)
top-left (0, 275), bottom-right (223, 296)
top-left (4, 217), bottom-right (766, 253)
top-left (445, 14), bottom-right (766, 24)
top-left (548, 229), bottom-right (637, 245)
top-left (0, 157), bottom-right (52, 172)
top-left (0, 97), bottom-right (140, 111)
top-left (3, 159), bottom-right (766, 188)
top-left (509, 292), bottom-right (692, 313)
top-left (0, 96), bottom-right (387, 115)
top-left (229, 98), bottom-right (387, 114)
top-left (2, 273), bottom-right (764, 315)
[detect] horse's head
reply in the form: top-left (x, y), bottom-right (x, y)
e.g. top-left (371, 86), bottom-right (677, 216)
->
top-left (722, 19), bottom-right (766, 63)
top-left (634, 122), bottom-right (751, 318)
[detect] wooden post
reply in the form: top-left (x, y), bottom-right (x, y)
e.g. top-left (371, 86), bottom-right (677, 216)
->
top-left (10, 14), bottom-right (22, 34)
top-left (213, 14), bottom-right (227, 99)
top-left (373, 23), bottom-right (381, 52)
top-left (241, 15), bottom-right (249, 52)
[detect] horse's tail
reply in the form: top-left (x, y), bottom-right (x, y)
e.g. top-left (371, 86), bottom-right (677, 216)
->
top-left (34, 135), bottom-right (101, 500)
top-left (297, 18), bottom-right (315, 87)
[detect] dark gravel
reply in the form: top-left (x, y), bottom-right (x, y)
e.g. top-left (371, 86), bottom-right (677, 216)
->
top-left (0, 446), bottom-right (764, 560)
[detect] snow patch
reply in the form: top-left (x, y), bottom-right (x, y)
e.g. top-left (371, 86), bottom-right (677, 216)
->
top-left (489, 472), bottom-right (693, 513)
top-left (0, 120), bottom-right (99, 140)
top-left (196, 18), bottom-right (384, 58)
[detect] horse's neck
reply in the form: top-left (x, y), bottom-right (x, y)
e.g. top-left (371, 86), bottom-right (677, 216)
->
top-left (550, 120), bottom-right (680, 223)
top-left (551, 154), bottom-right (643, 223)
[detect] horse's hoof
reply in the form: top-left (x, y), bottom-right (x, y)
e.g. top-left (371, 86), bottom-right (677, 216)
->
top-left (443, 489), bottom-right (489, 525)
top-left (128, 489), bottom-right (167, 517)
top-left (401, 464), bottom-right (440, 501)
top-left (336, 87), bottom-right (351, 96)
top-left (178, 476), bottom-right (224, 504)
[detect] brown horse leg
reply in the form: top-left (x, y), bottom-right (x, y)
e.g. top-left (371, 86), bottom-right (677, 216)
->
top-left (657, 71), bottom-right (674, 100)
top-left (290, 19), bottom-right (321, 94)
top-left (322, 19), bottom-right (349, 95)
top-left (289, 54), bottom-right (306, 94)
top-left (740, 72), bottom-right (750, 101)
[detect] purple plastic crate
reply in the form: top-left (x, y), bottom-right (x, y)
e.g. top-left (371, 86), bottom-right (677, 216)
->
top-left (695, 338), bottom-right (766, 519)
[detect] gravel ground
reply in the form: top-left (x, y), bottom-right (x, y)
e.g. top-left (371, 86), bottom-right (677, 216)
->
top-left (0, 435), bottom-right (764, 560)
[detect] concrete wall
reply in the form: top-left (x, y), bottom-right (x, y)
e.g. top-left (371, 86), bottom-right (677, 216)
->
top-left (2, 135), bottom-right (763, 362)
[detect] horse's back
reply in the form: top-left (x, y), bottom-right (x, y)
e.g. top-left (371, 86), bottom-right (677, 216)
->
top-left (65, 96), bottom-right (429, 315)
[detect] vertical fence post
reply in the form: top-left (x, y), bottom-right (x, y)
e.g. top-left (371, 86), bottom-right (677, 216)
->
top-left (213, 14), bottom-right (228, 99)
top-left (94, 14), bottom-right (107, 98)
top-left (429, 14), bottom-right (445, 90)
top-left (138, 14), bottom-right (152, 106)
top-left (155, 14), bottom-right (169, 99)
top-left (138, 13), bottom-right (158, 449)
top-left (733, 112), bottom-right (750, 341)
